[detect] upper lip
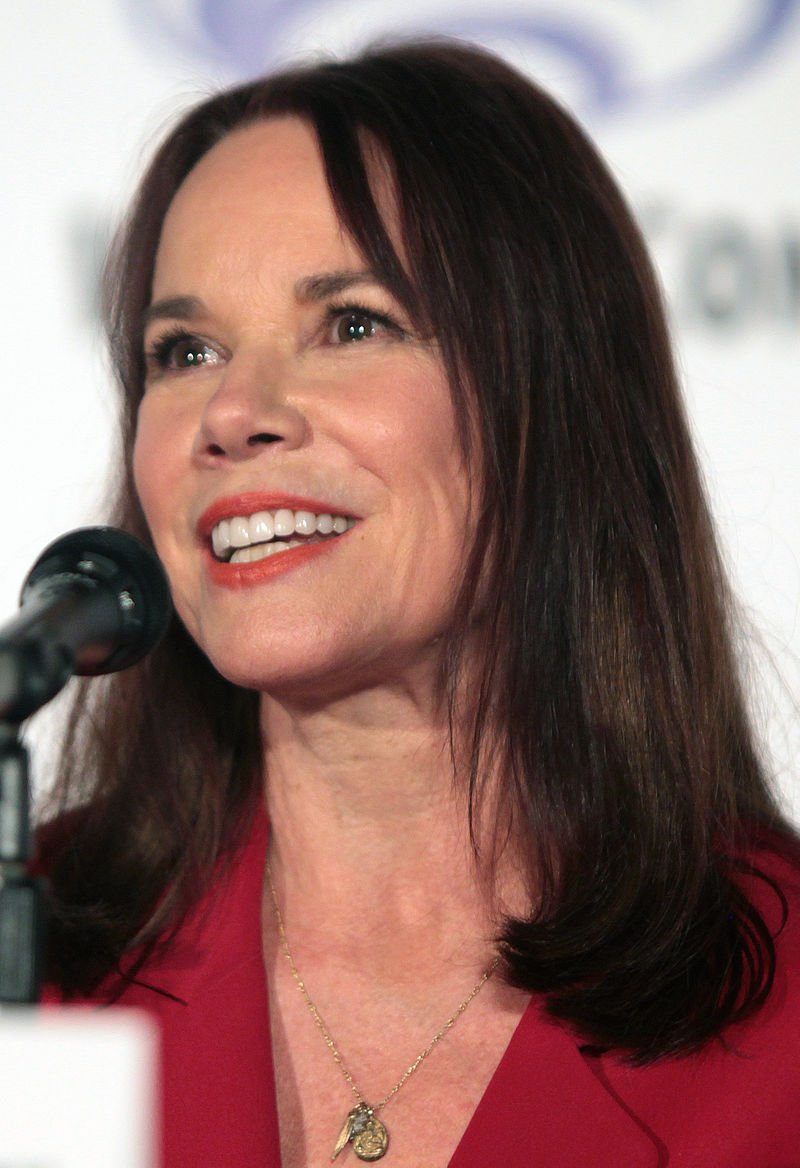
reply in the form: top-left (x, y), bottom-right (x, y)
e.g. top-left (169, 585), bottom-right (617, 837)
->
top-left (197, 492), bottom-right (359, 539)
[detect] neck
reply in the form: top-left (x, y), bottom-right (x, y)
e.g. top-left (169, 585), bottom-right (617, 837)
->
top-left (260, 681), bottom-right (522, 972)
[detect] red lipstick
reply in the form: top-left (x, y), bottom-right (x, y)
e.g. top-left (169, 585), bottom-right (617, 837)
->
top-left (197, 492), bottom-right (355, 537)
top-left (206, 539), bottom-right (343, 588)
top-left (197, 492), bottom-right (357, 590)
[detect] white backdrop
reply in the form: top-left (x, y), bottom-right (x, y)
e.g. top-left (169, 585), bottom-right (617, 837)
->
top-left (2, 1), bottom-right (798, 816)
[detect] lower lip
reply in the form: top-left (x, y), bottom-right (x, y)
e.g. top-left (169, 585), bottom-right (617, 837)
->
top-left (205, 534), bottom-right (345, 589)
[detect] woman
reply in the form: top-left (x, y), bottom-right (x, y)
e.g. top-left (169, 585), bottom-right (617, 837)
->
top-left (42, 40), bottom-right (800, 1167)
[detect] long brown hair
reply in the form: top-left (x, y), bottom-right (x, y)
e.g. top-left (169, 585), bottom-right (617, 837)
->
top-left (42, 39), bottom-right (793, 1060)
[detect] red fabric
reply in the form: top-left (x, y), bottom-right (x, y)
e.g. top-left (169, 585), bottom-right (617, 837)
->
top-left (43, 817), bottom-right (800, 1167)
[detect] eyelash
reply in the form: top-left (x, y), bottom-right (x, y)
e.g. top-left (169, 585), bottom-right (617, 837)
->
top-left (144, 326), bottom-right (219, 374)
top-left (323, 301), bottom-right (406, 343)
top-left (143, 302), bottom-right (406, 375)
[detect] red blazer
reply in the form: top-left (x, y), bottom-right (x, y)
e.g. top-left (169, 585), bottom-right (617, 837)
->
top-left (45, 815), bottom-right (800, 1167)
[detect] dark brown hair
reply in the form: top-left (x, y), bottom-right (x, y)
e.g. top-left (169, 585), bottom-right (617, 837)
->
top-left (42, 39), bottom-right (794, 1060)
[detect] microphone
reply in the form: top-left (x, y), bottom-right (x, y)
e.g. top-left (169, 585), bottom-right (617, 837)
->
top-left (0, 528), bottom-right (171, 1000)
top-left (0, 527), bottom-right (172, 723)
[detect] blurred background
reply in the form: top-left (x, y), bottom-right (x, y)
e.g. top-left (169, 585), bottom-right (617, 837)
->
top-left (2, 1), bottom-right (798, 816)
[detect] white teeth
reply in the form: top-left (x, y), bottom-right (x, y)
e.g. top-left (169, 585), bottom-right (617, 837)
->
top-left (249, 511), bottom-right (274, 542)
top-left (210, 508), bottom-right (355, 561)
top-left (273, 508), bottom-right (295, 537)
top-left (229, 516), bottom-right (250, 548)
top-left (211, 518), bottom-right (230, 559)
top-left (294, 510), bottom-right (317, 536)
top-left (229, 539), bottom-right (302, 564)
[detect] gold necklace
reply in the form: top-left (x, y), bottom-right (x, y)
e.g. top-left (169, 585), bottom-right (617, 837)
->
top-left (266, 862), bottom-right (499, 1163)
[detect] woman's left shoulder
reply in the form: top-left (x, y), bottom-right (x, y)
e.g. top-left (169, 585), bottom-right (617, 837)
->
top-left (592, 831), bottom-right (800, 1163)
top-left (736, 824), bottom-right (800, 960)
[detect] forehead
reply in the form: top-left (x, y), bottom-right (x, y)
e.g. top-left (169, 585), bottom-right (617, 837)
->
top-left (176, 116), bottom-right (329, 204)
top-left (153, 117), bottom-right (361, 287)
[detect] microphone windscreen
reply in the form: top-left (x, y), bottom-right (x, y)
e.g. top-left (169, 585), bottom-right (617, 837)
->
top-left (21, 527), bottom-right (173, 675)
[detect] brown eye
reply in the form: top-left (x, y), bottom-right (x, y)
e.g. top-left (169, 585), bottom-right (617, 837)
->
top-left (334, 312), bottom-right (378, 343)
top-left (171, 339), bottom-right (219, 367)
top-left (147, 331), bottom-right (223, 373)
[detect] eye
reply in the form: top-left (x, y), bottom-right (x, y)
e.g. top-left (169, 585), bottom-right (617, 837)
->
top-left (326, 305), bottom-right (404, 345)
top-left (334, 312), bottom-right (378, 343)
top-left (145, 329), bottom-right (224, 375)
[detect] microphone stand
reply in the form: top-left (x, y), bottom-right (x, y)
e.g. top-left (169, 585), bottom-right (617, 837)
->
top-left (0, 527), bottom-right (172, 1006)
top-left (0, 720), bottom-right (46, 1003)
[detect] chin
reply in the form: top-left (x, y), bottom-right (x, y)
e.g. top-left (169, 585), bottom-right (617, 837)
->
top-left (203, 639), bottom-right (435, 705)
top-left (184, 598), bottom-right (458, 701)
top-left (195, 631), bottom-right (351, 697)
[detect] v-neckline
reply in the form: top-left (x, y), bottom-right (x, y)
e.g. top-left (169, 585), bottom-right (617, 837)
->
top-left (254, 811), bottom-right (657, 1167)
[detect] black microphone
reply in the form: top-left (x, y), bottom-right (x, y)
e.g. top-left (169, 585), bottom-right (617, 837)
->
top-left (0, 528), bottom-right (171, 1001)
top-left (0, 527), bottom-right (172, 724)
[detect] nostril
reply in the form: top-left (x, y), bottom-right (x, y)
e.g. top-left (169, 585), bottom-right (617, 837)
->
top-left (247, 432), bottom-right (282, 446)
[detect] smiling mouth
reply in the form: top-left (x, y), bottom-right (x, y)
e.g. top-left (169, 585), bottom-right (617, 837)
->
top-left (210, 507), bottom-right (356, 564)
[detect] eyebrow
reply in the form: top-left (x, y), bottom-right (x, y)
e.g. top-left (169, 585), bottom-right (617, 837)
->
top-left (294, 269), bottom-right (384, 302)
top-left (141, 270), bottom-right (387, 333)
top-left (141, 295), bottom-right (204, 331)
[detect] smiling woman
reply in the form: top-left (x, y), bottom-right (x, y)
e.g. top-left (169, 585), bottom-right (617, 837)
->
top-left (132, 116), bottom-right (470, 694)
top-left (39, 39), bottom-right (800, 1168)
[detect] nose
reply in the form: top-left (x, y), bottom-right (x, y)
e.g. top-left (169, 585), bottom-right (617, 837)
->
top-left (192, 356), bottom-right (308, 464)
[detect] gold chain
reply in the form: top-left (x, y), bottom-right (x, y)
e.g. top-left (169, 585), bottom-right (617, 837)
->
top-left (265, 861), bottom-right (499, 1161)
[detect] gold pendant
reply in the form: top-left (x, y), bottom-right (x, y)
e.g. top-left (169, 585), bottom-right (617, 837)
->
top-left (331, 1103), bottom-right (389, 1162)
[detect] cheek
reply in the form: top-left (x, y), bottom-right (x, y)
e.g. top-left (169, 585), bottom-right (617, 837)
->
top-left (132, 401), bottom-right (204, 633)
top-left (372, 410), bottom-right (474, 592)
top-left (131, 412), bottom-right (165, 532)
top-left (132, 397), bottom-right (190, 530)
top-left (349, 365), bottom-right (464, 486)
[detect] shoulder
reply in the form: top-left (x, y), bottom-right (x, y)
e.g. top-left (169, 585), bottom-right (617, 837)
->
top-left (40, 802), bottom-right (270, 1007)
top-left (41, 807), bottom-right (278, 1168)
top-left (736, 824), bottom-right (800, 966)
top-left (732, 827), bottom-right (800, 1045)
top-left (751, 828), bottom-right (800, 1024)
top-left (594, 828), bottom-right (800, 1160)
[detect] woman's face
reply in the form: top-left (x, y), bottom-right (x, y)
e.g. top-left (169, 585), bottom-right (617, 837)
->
top-left (133, 116), bottom-right (474, 697)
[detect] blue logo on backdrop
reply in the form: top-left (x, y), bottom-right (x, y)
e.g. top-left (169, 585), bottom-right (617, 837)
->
top-left (127, 0), bottom-right (799, 118)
